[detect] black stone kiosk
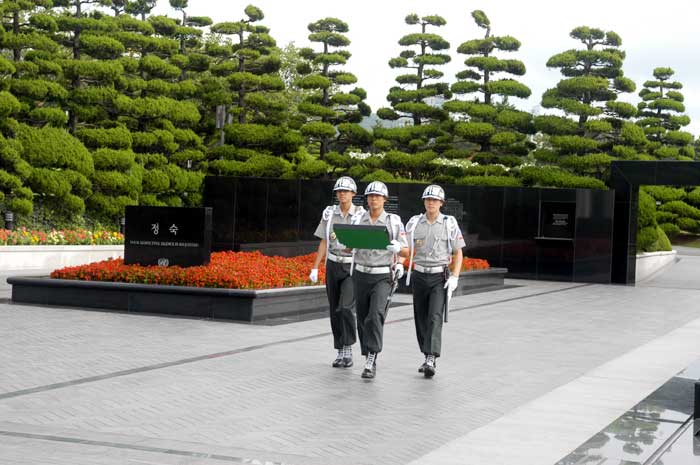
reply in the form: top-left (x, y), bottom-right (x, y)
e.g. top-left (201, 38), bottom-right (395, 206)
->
top-left (610, 160), bottom-right (700, 284)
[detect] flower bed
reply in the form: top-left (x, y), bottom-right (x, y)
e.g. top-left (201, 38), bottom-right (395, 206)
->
top-left (0, 228), bottom-right (123, 245)
top-left (51, 251), bottom-right (325, 289)
top-left (10, 252), bottom-right (504, 322)
top-left (461, 257), bottom-right (490, 271)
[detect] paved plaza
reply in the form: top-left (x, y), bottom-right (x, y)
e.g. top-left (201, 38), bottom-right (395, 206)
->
top-left (1, 250), bottom-right (700, 464)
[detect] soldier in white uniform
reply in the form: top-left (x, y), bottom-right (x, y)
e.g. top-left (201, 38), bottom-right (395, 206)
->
top-left (310, 176), bottom-right (365, 368)
top-left (404, 185), bottom-right (466, 378)
top-left (351, 181), bottom-right (408, 379)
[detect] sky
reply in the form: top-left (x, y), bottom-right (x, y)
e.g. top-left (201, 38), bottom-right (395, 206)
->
top-left (153, 0), bottom-right (700, 135)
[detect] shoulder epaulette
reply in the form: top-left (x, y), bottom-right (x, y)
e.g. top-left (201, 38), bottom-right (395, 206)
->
top-left (406, 214), bottom-right (422, 233)
top-left (322, 205), bottom-right (335, 222)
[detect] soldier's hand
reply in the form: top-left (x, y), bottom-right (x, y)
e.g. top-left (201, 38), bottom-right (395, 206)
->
top-left (336, 241), bottom-right (348, 251)
top-left (386, 239), bottom-right (402, 254)
top-left (444, 275), bottom-right (458, 298)
top-left (309, 268), bottom-right (319, 284)
top-left (393, 263), bottom-right (405, 280)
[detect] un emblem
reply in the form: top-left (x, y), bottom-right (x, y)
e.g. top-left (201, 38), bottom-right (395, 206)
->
top-left (330, 231), bottom-right (337, 241)
top-left (158, 258), bottom-right (169, 267)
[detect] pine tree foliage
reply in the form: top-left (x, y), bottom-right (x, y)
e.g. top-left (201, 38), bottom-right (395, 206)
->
top-left (445, 10), bottom-right (533, 159)
top-left (296, 17), bottom-right (371, 159)
top-left (637, 67), bottom-right (695, 160)
top-left (375, 13), bottom-right (452, 154)
top-left (205, 5), bottom-right (302, 179)
top-left (536, 26), bottom-right (643, 182)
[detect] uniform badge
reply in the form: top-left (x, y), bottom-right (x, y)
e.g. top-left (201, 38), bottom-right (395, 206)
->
top-left (330, 231), bottom-right (337, 241)
top-left (415, 239), bottom-right (424, 247)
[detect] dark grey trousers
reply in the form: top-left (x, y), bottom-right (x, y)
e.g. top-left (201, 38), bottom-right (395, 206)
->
top-left (412, 271), bottom-right (446, 357)
top-left (325, 260), bottom-right (357, 349)
top-left (352, 270), bottom-right (391, 355)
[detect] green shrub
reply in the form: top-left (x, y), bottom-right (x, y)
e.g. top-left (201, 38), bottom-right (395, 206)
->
top-left (637, 189), bottom-right (656, 228)
top-left (637, 225), bottom-right (672, 253)
top-left (659, 200), bottom-right (700, 220)
top-left (92, 149), bottom-right (136, 171)
top-left (19, 125), bottom-right (93, 175)
top-left (659, 222), bottom-right (681, 237)
top-left (675, 217), bottom-right (700, 233)
top-left (517, 166), bottom-right (607, 189)
top-left (142, 169), bottom-right (170, 193)
top-left (655, 211), bottom-right (678, 224)
top-left (361, 169), bottom-right (395, 183)
top-left (643, 185), bottom-right (686, 202)
top-left (456, 175), bottom-right (522, 187)
top-left (686, 187), bottom-right (700, 206)
top-left (296, 159), bottom-right (329, 178)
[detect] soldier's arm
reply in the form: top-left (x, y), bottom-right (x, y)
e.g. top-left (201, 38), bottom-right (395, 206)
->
top-left (450, 247), bottom-right (463, 278)
top-left (312, 239), bottom-right (327, 270)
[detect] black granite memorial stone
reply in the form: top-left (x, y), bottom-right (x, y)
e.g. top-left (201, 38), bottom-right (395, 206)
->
top-left (124, 206), bottom-right (212, 267)
top-left (204, 177), bottom-right (615, 283)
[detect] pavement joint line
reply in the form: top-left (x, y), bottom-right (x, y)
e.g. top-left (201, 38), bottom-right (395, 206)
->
top-left (386, 283), bottom-right (592, 324)
top-left (0, 282), bottom-right (588, 401)
top-left (0, 430), bottom-right (290, 464)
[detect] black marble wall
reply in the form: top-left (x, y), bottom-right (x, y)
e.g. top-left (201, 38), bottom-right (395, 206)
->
top-left (204, 177), bottom-right (615, 283)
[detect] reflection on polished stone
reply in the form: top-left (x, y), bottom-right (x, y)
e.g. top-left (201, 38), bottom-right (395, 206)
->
top-left (650, 423), bottom-right (700, 464)
top-left (556, 361), bottom-right (700, 465)
top-left (557, 415), bottom-right (683, 464)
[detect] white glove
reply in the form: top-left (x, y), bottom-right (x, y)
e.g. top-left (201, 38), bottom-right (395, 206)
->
top-left (336, 242), bottom-right (348, 250)
top-left (444, 275), bottom-right (458, 298)
top-left (386, 239), bottom-right (402, 254)
top-left (309, 268), bottom-right (319, 284)
top-left (393, 263), bottom-right (405, 280)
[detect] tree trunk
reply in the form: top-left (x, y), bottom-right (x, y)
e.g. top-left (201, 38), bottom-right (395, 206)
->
top-left (12, 11), bottom-right (20, 62)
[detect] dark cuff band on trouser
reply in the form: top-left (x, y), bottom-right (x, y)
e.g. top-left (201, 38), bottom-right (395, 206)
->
top-left (411, 271), bottom-right (445, 357)
top-left (325, 260), bottom-right (357, 349)
top-left (352, 270), bottom-right (391, 356)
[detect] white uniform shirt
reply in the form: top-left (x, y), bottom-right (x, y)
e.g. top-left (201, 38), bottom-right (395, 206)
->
top-left (408, 214), bottom-right (466, 267)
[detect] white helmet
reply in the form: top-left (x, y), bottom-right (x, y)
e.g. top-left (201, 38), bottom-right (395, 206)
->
top-left (364, 181), bottom-right (389, 198)
top-left (422, 184), bottom-right (445, 202)
top-left (333, 176), bottom-right (357, 192)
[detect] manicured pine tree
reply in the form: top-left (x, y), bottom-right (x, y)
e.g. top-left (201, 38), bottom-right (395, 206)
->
top-left (444, 10), bottom-right (533, 165)
top-left (296, 17), bottom-right (371, 159)
top-left (375, 13), bottom-right (451, 153)
top-left (126, 0), bottom-right (156, 21)
top-left (0, 0), bottom-right (67, 127)
top-left (17, 123), bottom-right (94, 220)
top-left (112, 13), bottom-right (204, 207)
top-left (52, 0), bottom-right (126, 132)
top-left (0, 56), bottom-right (33, 220)
top-left (205, 5), bottom-right (303, 178)
top-left (534, 26), bottom-right (642, 183)
top-left (637, 67), bottom-right (695, 160)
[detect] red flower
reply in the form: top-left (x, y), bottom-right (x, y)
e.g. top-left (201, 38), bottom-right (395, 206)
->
top-left (50, 251), bottom-right (327, 290)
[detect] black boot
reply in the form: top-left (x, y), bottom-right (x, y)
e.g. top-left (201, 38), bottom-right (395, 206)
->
top-left (342, 346), bottom-right (353, 368)
top-left (423, 354), bottom-right (436, 378)
top-left (361, 352), bottom-right (377, 379)
top-left (418, 354), bottom-right (428, 373)
top-left (332, 349), bottom-right (344, 368)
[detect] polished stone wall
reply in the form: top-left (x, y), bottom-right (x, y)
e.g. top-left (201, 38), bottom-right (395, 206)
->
top-left (204, 177), bottom-right (615, 283)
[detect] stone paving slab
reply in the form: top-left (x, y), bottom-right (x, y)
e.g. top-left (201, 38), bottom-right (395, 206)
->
top-left (1, 255), bottom-right (700, 464)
